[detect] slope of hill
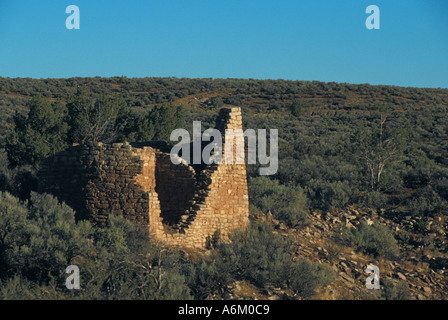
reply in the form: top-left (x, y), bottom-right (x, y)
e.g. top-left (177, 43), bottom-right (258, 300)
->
top-left (0, 77), bottom-right (447, 300)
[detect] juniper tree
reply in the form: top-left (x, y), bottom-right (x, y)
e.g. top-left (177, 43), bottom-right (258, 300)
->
top-left (5, 96), bottom-right (69, 168)
top-left (67, 89), bottom-right (130, 145)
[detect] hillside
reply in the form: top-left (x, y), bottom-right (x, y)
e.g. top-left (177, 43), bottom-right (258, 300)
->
top-left (0, 77), bottom-right (447, 300)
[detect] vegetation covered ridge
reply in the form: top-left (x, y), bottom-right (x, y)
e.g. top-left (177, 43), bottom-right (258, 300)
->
top-left (0, 77), bottom-right (447, 299)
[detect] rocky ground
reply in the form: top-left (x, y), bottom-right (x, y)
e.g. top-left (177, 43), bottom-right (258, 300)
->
top-left (217, 206), bottom-right (448, 300)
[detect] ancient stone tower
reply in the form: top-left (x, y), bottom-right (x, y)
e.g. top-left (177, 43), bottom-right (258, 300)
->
top-left (38, 107), bottom-right (249, 250)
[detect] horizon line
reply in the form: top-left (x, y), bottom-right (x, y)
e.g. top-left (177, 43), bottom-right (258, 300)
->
top-left (0, 75), bottom-right (447, 90)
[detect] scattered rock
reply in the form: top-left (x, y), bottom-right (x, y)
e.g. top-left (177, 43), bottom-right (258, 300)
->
top-left (423, 287), bottom-right (432, 294)
top-left (397, 272), bottom-right (407, 281)
top-left (345, 219), bottom-right (355, 229)
top-left (339, 272), bottom-right (355, 284)
top-left (278, 223), bottom-right (288, 230)
top-left (332, 217), bottom-right (341, 224)
top-left (314, 221), bottom-right (325, 231)
top-left (271, 205), bottom-right (448, 300)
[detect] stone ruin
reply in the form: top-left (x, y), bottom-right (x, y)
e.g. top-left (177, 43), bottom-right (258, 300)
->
top-left (38, 107), bottom-right (250, 250)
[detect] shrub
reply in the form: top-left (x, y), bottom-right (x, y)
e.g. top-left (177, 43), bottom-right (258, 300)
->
top-left (434, 177), bottom-right (448, 201)
top-left (183, 260), bottom-right (231, 300)
top-left (0, 148), bottom-right (38, 200)
top-left (306, 180), bottom-right (355, 211)
top-left (213, 222), bottom-right (333, 298)
top-left (290, 101), bottom-right (302, 118)
top-left (78, 214), bottom-right (193, 300)
top-left (0, 191), bottom-right (30, 278)
top-left (379, 279), bottom-right (412, 300)
top-left (67, 89), bottom-right (130, 145)
top-left (0, 192), bottom-right (194, 300)
top-left (248, 176), bottom-right (308, 227)
top-left (215, 223), bottom-right (293, 287)
top-left (405, 186), bottom-right (446, 217)
top-left (88, 257), bottom-right (192, 300)
top-left (339, 221), bottom-right (400, 260)
top-left (360, 190), bottom-right (388, 209)
top-left (0, 275), bottom-right (41, 300)
top-left (5, 96), bottom-right (69, 168)
top-left (3, 192), bottom-right (94, 282)
top-left (287, 257), bottom-right (334, 298)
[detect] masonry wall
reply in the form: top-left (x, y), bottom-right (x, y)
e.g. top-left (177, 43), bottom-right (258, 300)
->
top-left (38, 146), bottom-right (88, 221)
top-left (154, 152), bottom-right (196, 225)
top-left (39, 142), bottom-right (154, 226)
top-left (38, 107), bottom-right (250, 250)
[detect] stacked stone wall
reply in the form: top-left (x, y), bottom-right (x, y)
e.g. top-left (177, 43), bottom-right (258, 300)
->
top-left (38, 147), bottom-right (87, 221)
top-left (38, 107), bottom-right (250, 250)
top-left (154, 152), bottom-right (196, 225)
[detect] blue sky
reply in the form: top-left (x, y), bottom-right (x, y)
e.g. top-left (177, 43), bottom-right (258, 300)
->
top-left (0, 0), bottom-right (447, 88)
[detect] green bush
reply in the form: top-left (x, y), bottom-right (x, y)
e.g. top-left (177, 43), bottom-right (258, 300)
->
top-left (405, 186), bottom-right (447, 217)
top-left (0, 192), bottom-right (193, 300)
top-left (379, 279), bottom-right (412, 300)
top-left (67, 89), bottom-right (130, 145)
top-left (0, 191), bottom-right (30, 277)
top-left (306, 180), bottom-right (355, 211)
top-left (0, 192), bottom-right (94, 282)
top-left (215, 223), bottom-right (293, 288)
top-left (0, 275), bottom-right (41, 300)
top-left (290, 101), bottom-right (302, 118)
top-left (5, 96), bottom-right (69, 168)
top-left (248, 176), bottom-right (308, 227)
top-left (339, 222), bottom-right (400, 260)
top-left (360, 190), bottom-right (388, 209)
top-left (183, 260), bottom-right (231, 300)
top-left (125, 104), bottom-right (186, 143)
top-left (213, 222), bottom-right (333, 299)
top-left (287, 257), bottom-right (334, 298)
top-left (85, 257), bottom-right (191, 300)
top-left (77, 214), bottom-right (192, 300)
